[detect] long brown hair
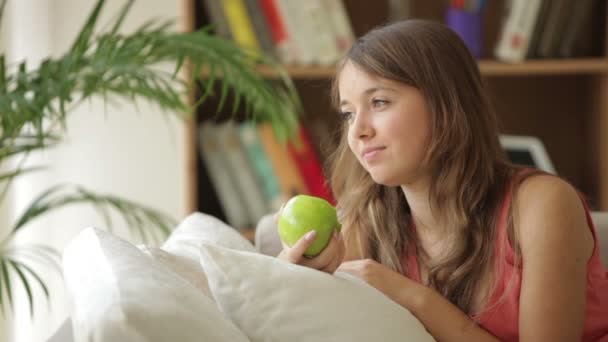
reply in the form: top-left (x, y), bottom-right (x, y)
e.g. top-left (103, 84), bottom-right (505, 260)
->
top-left (328, 20), bottom-right (515, 313)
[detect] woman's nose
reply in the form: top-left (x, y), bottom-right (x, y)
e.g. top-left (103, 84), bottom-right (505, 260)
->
top-left (351, 111), bottom-right (373, 139)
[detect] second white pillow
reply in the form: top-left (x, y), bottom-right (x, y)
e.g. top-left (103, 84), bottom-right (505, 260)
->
top-left (199, 243), bottom-right (435, 342)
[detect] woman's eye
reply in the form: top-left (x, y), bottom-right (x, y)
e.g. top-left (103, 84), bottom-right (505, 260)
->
top-left (372, 99), bottom-right (388, 108)
top-left (339, 111), bottom-right (353, 121)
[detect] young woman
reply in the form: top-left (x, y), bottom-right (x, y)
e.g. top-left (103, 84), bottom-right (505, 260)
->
top-left (278, 20), bottom-right (608, 341)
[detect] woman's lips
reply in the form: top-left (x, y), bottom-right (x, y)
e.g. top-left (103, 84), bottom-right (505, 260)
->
top-left (362, 146), bottom-right (385, 162)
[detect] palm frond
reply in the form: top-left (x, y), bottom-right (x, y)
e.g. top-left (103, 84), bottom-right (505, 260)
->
top-left (0, 0), bottom-right (300, 151)
top-left (0, 245), bottom-right (58, 318)
top-left (9, 184), bottom-right (175, 244)
top-left (0, 166), bottom-right (45, 183)
top-left (0, 259), bottom-right (14, 314)
top-left (0, 0), bottom-right (302, 318)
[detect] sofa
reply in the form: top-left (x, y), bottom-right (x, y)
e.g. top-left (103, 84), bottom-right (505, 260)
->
top-left (48, 212), bottom-right (608, 342)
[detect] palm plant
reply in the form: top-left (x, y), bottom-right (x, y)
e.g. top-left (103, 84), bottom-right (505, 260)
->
top-left (0, 0), bottom-right (300, 317)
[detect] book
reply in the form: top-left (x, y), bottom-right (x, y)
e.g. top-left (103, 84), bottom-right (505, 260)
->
top-left (387, 0), bottom-right (412, 22)
top-left (494, 0), bottom-right (543, 63)
top-left (256, 122), bottom-right (309, 199)
top-left (237, 121), bottom-right (284, 211)
top-left (201, 0), bottom-right (233, 39)
top-left (525, 0), bottom-right (551, 59)
top-left (244, 0), bottom-right (277, 59)
top-left (536, 0), bottom-right (574, 58)
top-left (558, 0), bottom-right (596, 57)
top-left (287, 125), bottom-right (335, 204)
top-left (321, 0), bottom-right (355, 56)
top-left (220, 0), bottom-right (261, 54)
top-left (214, 122), bottom-right (270, 224)
top-left (274, 0), bottom-right (316, 65)
top-left (297, 0), bottom-right (341, 65)
top-left (257, 0), bottom-right (295, 63)
top-left (198, 122), bottom-right (250, 229)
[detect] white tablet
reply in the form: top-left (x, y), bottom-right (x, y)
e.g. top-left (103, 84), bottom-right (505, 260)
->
top-left (500, 135), bottom-right (556, 174)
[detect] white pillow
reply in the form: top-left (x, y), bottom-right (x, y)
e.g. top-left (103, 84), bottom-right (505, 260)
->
top-left (199, 243), bottom-right (435, 342)
top-left (162, 213), bottom-right (256, 262)
top-left (63, 228), bottom-right (250, 342)
top-left (138, 245), bottom-right (212, 297)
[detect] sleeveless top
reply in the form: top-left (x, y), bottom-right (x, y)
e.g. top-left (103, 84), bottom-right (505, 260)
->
top-left (403, 175), bottom-right (608, 341)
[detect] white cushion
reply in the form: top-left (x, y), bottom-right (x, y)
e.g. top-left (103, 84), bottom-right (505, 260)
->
top-left (138, 245), bottom-right (212, 297)
top-left (254, 214), bottom-right (282, 256)
top-left (591, 212), bottom-right (608, 266)
top-left (162, 213), bottom-right (256, 262)
top-left (63, 228), bottom-right (250, 342)
top-left (199, 243), bottom-right (435, 342)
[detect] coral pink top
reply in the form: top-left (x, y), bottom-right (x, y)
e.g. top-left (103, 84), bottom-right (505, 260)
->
top-left (404, 177), bottom-right (608, 341)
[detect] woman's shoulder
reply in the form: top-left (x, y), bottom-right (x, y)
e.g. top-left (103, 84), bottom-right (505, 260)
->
top-left (515, 172), bottom-right (580, 205)
top-left (511, 171), bottom-right (593, 257)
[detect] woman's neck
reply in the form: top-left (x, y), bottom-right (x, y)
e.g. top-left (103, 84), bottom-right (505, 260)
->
top-left (401, 180), bottom-right (450, 264)
top-left (401, 177), bottom-right (436, 228)
top-left (401, 178), bottom-right (444, 243)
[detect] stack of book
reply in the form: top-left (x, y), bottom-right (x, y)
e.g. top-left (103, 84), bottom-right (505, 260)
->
top-left (197, 120), bottom-right (334, 230)
top-left (201, 0), bottom-right (356, 66)
top-left (494, 0), bottom-right (600, 63)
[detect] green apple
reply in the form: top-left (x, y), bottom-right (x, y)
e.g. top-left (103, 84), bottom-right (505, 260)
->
top-left (278, 195), bottom-right (341, 257)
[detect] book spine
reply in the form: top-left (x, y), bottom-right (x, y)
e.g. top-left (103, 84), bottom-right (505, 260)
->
top-left (244, 0), bottom-right (277, 59)
top-left (536, 0), bottom-right (574, 58)
top-left (526, 0), bottom-right (551, 59)
top-left (256, 123), bottom-right (309, 199)
top-left (237, 122), bottom-right (284, 211)
top-left (257, 0), bottom-right (295, 63)
top-left (299, 0), bottom-right (341, 65)
top-left (494, 0), bottom-right (543, 63)
top-left (274, 0), bottom-right (315, 65)
top-left (215, 122), bottom-right (270, 224)
top-left (287, 125), bottom-right (335, 204)
top-left (202, 0), bottom-right (234, 39)
top-left (198, 123), bottom-right (250, 229)
top-left (220, 0), bottom-right (261, 54)
top-left (557, 0), bottom-right (595, 57)
top-left (321, 0), bottom-right (355, 56)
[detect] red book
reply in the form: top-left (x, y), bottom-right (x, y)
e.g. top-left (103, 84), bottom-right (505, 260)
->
top-left (258, 0), bottom-right (288, 47)
top-left (287, 125), bottom-right (335, 205)
top-left (258, 0), bottom-right (294, 63)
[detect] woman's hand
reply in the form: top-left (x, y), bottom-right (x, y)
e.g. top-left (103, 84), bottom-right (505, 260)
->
top-left (337, 259), bottom-right (423, 310)
top-left (274, 204), bottom-right (345, 274)
top-left (277, 229), bottom-right (345, 274)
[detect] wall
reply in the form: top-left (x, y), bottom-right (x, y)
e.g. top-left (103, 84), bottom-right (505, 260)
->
top-left (0, 0), bottom-right (187, 341)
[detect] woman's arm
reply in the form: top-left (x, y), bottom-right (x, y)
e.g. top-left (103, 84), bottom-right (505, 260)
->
top-left (338, 175), bottom-right (594, 341)
top-left (514, 175), bottom-right (594, 341)
top-left (338, 260), bottom-right (501, 341)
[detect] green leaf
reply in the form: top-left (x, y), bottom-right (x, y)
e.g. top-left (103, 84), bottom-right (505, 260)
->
top-left (0, 166), bottom-right (46, 183)
top-left (0, 261), bottom-right (13, 313)
top-left (0, 0), bottom-right (302, 317)
top-left (0, 245), bottom-right (55, 318)
top-left (10, 184), bottom-right (175, 243)
top-left (7, 261), bottom-right (34, 319)
top-left (69, 0), bottom-right (105, 56)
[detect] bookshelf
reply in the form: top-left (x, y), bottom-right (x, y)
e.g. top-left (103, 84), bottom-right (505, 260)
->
top-left (181, 0), bottom-right (608, 237)
top-left (255, 58), bottom-right (608, 79)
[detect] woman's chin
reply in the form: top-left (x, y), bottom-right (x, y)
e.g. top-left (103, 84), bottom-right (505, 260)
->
top-left (369, 172), bottom-right (400, 187)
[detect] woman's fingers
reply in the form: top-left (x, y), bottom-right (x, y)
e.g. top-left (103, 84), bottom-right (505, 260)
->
top-left (281, 230), bottom-right (317, 264)
top-left (301, 231), bottom-right (344, 273)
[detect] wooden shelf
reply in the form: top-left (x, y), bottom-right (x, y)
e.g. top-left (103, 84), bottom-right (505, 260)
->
top-left (254, 58), bottom-right (608, 79)
top-left (479, 58), bottom-right (608, 76)
top-left (186, 0), bottom-right (608, 213)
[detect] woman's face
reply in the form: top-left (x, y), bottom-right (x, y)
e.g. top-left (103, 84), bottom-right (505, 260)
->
top-left (338, 61), bottom-right (432, 186)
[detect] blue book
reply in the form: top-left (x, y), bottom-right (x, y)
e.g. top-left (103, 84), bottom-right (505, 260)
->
top-left (237, 122), bottom-right (284, 211)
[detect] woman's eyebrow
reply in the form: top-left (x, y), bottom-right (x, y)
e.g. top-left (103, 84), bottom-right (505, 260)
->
top-left (340, 86), bottom-right (397, 106)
